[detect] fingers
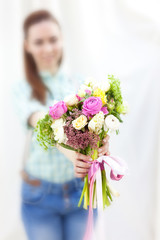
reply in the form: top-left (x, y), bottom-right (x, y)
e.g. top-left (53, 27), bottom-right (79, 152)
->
top-left (98, 142), bottom-right (109, 155)
top-left (74, 153), bottom-right (92, 178)
top-left (75, 159), bottom-right (91, 168)
top-left (98, 135), bottom-right (110, 156)
top-left (102, 135), bottom-right (110, 143)
top-left (73, 136), bottom-right (110, 178)
top-left (74, 158), bottom-right (91, 172)
top-left (75, 152), bottom-right (92, 162)
top-left (74, 161), bottom-right (90, 178)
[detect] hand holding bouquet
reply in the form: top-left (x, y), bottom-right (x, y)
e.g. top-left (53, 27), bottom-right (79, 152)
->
top-left (35, 74), bottom-right (128, 240)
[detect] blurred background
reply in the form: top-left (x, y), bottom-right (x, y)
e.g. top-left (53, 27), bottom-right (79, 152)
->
top-left (0, 0), bottom-right (160, 239)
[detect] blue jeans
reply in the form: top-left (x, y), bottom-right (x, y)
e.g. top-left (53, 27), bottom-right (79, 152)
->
top-left (21, 173), bottom-right (97, 240)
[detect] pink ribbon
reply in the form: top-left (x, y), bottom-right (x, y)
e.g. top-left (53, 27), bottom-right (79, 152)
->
top-left (83, 155), bottom-right (127, 240)
top-left (83, 162), bottom-right (98, 240)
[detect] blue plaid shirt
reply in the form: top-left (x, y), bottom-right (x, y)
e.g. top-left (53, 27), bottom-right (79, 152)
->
top-left (13, 69), bottom-right (82, 183)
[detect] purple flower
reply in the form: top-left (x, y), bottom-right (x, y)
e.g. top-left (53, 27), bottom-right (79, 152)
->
top-left (82, 97), bottom-right (102, 117)
top-left (64, 108), bottom-right (100, 150)
top-left (49, 101), bottom-right (67, 119)
top-left (64, 126), bottom-right (100, 150)
top-left (101, 106), bottom-right (109, 115)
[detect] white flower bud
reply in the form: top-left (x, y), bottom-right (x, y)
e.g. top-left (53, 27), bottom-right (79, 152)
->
top-left (104, 115), bottom-right (120, 131)
top-left (51, 118), bottom-right (67, 143)
top-left (64, 94), bottom-right (79, 106)
top-left (99, 80), bottom-right (110, 92)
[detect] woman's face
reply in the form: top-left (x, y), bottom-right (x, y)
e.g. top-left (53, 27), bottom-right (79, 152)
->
top-left (25, 20), bottom-right (63, 71)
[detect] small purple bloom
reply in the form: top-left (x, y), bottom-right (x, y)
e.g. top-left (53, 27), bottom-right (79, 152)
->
top-left (101, 106), bottom-right (109, 115)
top-left (64, 108), bottom-right (100, 150)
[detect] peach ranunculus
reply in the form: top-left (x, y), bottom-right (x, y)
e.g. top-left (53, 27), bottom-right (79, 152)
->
top-left (72, 115), bottom-right (88, 130)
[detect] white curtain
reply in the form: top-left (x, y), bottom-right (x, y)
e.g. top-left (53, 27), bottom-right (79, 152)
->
top-left (0, 0), bottom-right (160, 239)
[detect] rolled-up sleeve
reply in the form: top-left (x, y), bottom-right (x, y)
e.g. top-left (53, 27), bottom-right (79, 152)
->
top-left (12, 81), bottom-right (47, 130)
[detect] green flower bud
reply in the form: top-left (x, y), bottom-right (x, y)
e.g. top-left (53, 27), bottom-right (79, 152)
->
top-left (107, 98), bottom-right (115, 111)
top-left (116, 101), bottom-right (129, 114)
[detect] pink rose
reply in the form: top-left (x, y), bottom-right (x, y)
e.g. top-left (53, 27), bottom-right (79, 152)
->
top-left (82, 97), bottom-right (102, 117)
top-left (49, 101), bottom-right (67, 119)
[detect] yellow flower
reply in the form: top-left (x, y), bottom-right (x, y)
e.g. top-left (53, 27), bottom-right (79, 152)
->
top-left (72, 115), bottom-right (88, 130)
top-left (93, 88), bottom-right (107, 105)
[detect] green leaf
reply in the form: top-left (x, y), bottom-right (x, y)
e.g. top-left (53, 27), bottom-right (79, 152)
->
top-left (107, 74), bottom-right (123, 106)
top-left (59, 143), bottom-right (78, 152)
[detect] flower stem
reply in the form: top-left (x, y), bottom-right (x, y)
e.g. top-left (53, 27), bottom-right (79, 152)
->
top-left (102, 170), bottom-right (106, 209)
top-left (83, 175), bottom-right (89, 209)
top-left (78, 175), bottom-right (87, 207)
top-left (106, 184), bottom-right (113, 202)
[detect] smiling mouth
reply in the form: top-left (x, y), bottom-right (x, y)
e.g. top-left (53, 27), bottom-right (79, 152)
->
top-left (43, 56), bottom-right (55, 61)
top-left (43, 55), bottom-right (54, 59)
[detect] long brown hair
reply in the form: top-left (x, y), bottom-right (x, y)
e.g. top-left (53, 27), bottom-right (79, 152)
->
top-left (23, 10), bottom-right (62, 104)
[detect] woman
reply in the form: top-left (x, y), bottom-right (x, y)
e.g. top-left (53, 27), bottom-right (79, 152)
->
top-left (13, 10), bottom-right (110, 240)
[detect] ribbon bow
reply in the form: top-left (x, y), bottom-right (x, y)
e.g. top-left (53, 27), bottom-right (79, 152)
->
top-left (83, 155), bottom-right (128, 240)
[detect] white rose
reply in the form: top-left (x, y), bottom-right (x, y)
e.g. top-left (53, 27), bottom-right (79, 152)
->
top-left (78, 84), bottom-right (92, 97)
top-left (99, 80), bottom-right (110, 92)
top-left (51, 118), bottom-right (67, 143)
top-left (54, 127), bottom-right (67, 143)
top-left (51, 118), bottom-right (65, 129)
top-left (84, 77), bottom-right (98, 90)
top-left (104, 115), bottom-right (120, 131)
top-left (88, 111), bottom-right (104, 134)
top-left (64, 94), bottom-right (79, 106)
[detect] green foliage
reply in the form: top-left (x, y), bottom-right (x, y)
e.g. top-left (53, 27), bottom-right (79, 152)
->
top-left (107, 74), bottom-right (123, 106)
top-left (84, 145), bottom-right (92, 155)
top-left (59, 143), bottom-right (78, 152)
top-left (106, 185), bottom-right (113, 202)
top-left (110, 110), bottom-right (123, 123)
top-left (116, 129), bottom-right (120, 135)
top-left (35, 114), bottom-right (56, 150)
top-left (107, 98), bottom-right (115, 111)
top-left (99, 127), bottom-right (108, 143)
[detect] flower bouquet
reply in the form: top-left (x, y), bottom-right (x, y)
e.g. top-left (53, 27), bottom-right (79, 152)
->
top-left (35, 74), bottom-right (128, 239)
